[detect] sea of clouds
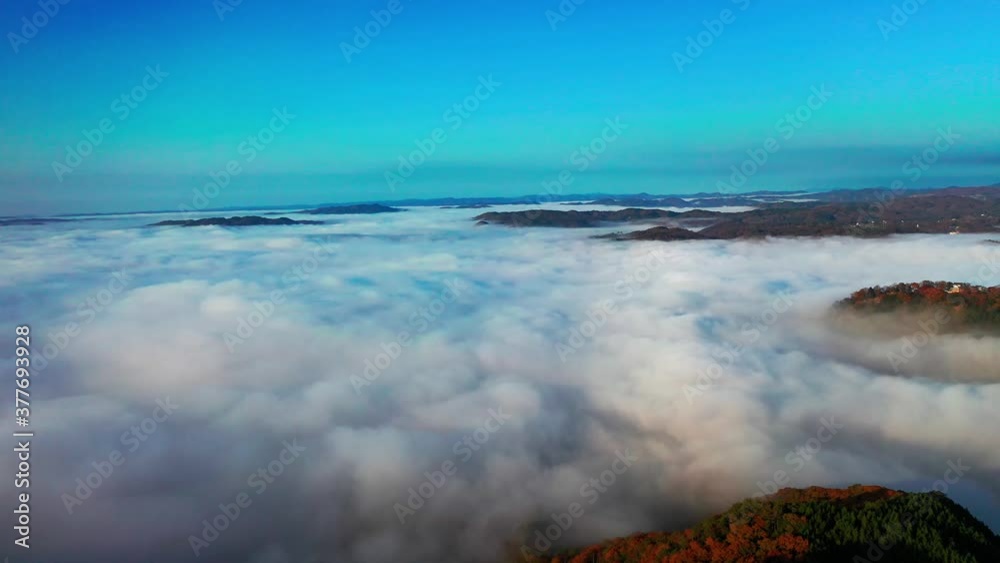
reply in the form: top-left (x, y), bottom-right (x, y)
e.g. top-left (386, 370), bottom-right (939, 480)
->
top-left (1, 204), bottom-right (998, 562)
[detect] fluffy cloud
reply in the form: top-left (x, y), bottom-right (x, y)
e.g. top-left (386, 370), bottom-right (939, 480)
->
top-left (1, 206), bottom-right (998, 562)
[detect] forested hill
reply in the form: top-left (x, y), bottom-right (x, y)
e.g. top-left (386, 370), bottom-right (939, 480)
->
top-left (837, 282), bottom-right (1000, 332)
top-left (515, 485), bottom-right (1000, 563)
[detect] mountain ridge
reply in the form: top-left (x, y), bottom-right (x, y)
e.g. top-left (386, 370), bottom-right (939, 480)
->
top-left (514, 485), bottom-right (1000, 563)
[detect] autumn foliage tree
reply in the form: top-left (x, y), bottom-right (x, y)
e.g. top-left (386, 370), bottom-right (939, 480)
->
top-left (515, 486), bottom-right (999, 563)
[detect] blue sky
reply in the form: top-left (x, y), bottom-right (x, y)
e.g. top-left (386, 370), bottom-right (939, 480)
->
top-left (1, 0), bottom-right (997, 214)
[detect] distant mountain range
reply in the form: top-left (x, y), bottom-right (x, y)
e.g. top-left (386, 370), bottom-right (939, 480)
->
top-left (0, 217), bottom-right (70, 226)
top-left (149, 216), bottom-right (321, 227)
top-left (299, 203), bottom-right (404, 215)
top-left (39, 183), bottom-right (995, 219)
top-left (478, 185), bottom-right (1000, 240)
top-left (475, 208), bottom-right (720, 228)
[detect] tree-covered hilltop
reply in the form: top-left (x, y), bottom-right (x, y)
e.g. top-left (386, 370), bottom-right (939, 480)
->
top-left (837, 281), bottom-right (1000, 331)
top-left (148, 215), bottom-right (322, 227)
top-left (514, 486), bottom-right (1000, 563)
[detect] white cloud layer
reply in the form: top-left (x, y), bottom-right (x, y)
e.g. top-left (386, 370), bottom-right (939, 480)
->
top-left (1, 205), bottom-right (998, 562)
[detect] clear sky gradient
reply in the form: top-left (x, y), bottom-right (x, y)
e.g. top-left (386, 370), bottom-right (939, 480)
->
top-left (1, 0), bottom-right (997, 214)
